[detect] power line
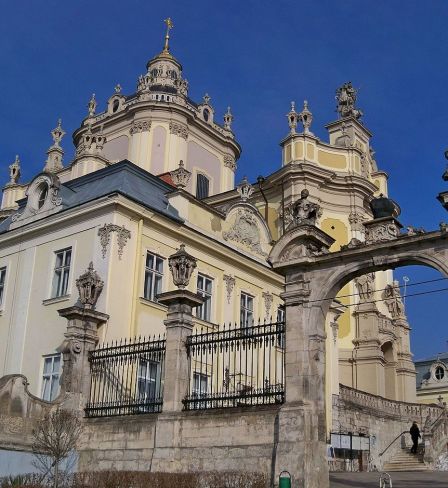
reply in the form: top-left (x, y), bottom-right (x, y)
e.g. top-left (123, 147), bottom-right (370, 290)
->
top-left (339, 286), bottom-right (448, 309)
top-left (311, 277), bottom-right (448, 304)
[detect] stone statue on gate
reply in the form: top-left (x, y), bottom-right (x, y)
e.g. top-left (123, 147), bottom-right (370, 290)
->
top-left (289, 189), bottom-right (320, 228)
top-left (336, 82), bottom-right (363, 120)
top-left (356, 273), bottom-right (375, 302)
top-left (383, 280), bottom-right (405, 318)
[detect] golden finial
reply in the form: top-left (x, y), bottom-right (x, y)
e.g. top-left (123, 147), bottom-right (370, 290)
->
top-left (163, 18), bottom-right (174, 52)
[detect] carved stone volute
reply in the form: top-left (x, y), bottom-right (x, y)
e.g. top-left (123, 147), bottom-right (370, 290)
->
top-left (168, 244), bottom-right (197, 289)
top-left (75, 262), bottom-right (104, 309)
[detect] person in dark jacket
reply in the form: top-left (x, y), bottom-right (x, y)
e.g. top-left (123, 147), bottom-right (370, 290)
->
top-left (410, 421), bottom-right (421, 453)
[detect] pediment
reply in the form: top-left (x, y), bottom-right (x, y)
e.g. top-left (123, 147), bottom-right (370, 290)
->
top-left (269, 224), bottom-right (334, 268)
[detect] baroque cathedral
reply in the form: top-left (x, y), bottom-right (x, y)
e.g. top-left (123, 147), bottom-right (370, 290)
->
top-left (0, 19), bottom-right (417, 441)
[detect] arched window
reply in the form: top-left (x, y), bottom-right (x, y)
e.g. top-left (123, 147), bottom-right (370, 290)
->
top-left (435, 366), bottom-right (445, 380)
top-left (203, 108), bottom-right (210, 122)
top-left (38, 185), bottom-right (48, 209)
top-left (196, 174), bottom-right (209, 199)
top-left (112, 99), bottom-right (120, 113)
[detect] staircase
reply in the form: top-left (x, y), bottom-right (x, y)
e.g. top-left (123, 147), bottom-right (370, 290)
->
top-left (383, 446), bottom-right (428, 472)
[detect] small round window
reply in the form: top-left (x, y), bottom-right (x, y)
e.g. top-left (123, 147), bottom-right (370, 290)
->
top-left (435, 366), bottom-right (445, 380)
top-left (38, 185), bottom-right (48, 209)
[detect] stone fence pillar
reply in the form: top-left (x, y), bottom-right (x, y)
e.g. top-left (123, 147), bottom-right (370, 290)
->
top-left (158, 290), bottom-right (204, 412)
top-left (57, 262), bottom-right (108, 412)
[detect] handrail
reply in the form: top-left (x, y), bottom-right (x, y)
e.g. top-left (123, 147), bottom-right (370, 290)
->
top-left (427, 408), bottom-right (447, 432)
top-left (379, 431), bottom-right (409, 457)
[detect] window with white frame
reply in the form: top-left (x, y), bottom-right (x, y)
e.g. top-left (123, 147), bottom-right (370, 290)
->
top-left (193, 372), bottom-right (208, 398)
top-left (196, 274), bottom-right (213, 322)
top-left (143, 252), bottom-right (164, 301)
top-left (51, 248), bottom-right (72, 298)
top-left (240, 292), bottom-right (254, 328)
top-left (0, 267), bottom-right (6, 307)
top-left (137, 359), bottom-right (160, 403)
top-left (196, 174), bottom-right (210, 199)
top-left (41, 354), bottom-right (62, 401)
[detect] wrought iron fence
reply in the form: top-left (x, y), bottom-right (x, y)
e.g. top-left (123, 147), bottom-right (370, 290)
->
top-left (85, 334), bottom-right (165, 417)
top-left (183, 320), bottom-right (285, 410)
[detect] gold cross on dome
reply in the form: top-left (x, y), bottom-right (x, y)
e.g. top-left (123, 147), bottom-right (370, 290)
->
top-left (163, 18), bottom-right (174, 51)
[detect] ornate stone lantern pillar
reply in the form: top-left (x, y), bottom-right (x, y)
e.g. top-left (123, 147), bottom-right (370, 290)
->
top-left (158, 244), bottom-right (204, 412)
top-left (57, 262), bottom-right (109, 411)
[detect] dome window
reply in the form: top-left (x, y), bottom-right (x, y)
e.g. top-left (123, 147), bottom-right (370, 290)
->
top-left (435, 366), bottom-right (445, 380)
top-left (203, 108), bottom-right (210, 122)
top-left (112, 99), bottom-right (120, 113)
top-left (38, 184), bottom-right (48, 209)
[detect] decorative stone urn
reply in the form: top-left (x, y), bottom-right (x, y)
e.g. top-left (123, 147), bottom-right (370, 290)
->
top-left (75, 261), bottom-right (104, 309)
top-left (168, 244), bottom-right (197, 289)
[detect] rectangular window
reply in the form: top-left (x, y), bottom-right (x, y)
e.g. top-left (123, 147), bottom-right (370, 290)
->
top-left (41, 354), bottom-right (62, 401)
top-left (137, 359), bottom-right (160, 403)
top-left (240, 292), bottom-right (254, 328)
top-left (196, 274), bottom-right (213, 322)
top-left (0, 267), bottom-right (6, 307)
top-left (196, 174), bottom-right (210, 199)
top-left (51, 248), bottom-right (71, 298)
top-left (143, 252), bottom-right (164, 301)
top-left (193, 372), bottom-right (208, 397)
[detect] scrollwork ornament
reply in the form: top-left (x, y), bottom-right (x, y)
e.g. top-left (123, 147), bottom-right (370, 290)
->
top-left (223, 274), bottom-right (236, 303)
top-left (98, 223), bottom-right (131, 260)
top-left (223, 208), bottom-right (266, 256)
top-left (169, 121), bottom-right (188, 140)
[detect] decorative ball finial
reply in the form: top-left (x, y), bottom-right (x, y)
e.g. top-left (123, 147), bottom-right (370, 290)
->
top-left (88, 93), bottom-right (97, 117)
top-left (299, 100), bottom-right (313, 135)
top-left (51, 119), bottom-right (65, 147)
top-left (223, 106), bottom-right (233, 130)
top-left (237, 176), bottom-right (254, 201)
top-left (163, 17), bottom-right (174, 52)
top-left (8, 155), bottom-right (21, 185)
top-left (287, 101), bottom-right (298, 135)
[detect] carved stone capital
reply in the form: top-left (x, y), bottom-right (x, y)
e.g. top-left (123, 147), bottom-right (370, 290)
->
top-left (130, 119), bottom-right (151, 135)
top-left (224, 154), bottom-right (237, 172)
top-left (169, 121), bottom-right (188, 140)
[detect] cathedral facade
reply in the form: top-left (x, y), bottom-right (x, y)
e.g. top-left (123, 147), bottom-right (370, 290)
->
top-left (0, 21), bottom-right (417, 440)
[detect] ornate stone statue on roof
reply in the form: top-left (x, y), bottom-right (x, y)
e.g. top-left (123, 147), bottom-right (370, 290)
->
top-left (289, 189), bottom-right (320, 227)
top-left (336, 82), bottom-right (363, 120)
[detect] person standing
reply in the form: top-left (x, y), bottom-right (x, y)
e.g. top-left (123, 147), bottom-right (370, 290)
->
top-left (410, 421), bottom-right (421, 454)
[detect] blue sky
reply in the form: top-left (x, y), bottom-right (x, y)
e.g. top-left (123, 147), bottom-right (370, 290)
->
top-left (1, 1), bottom-right (447, 358)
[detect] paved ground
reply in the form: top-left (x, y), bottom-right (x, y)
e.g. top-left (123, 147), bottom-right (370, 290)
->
top-left (330, 471), bottom-right (448, 487)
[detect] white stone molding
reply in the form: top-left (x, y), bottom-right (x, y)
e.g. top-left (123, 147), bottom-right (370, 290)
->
top-left (10, 173), bottom-right (62, 227)
top-left (169, 121), bottom-right (188, 140)
top-left (224, 154), bottom-right (237, 172)
top-left (130, 119), bottom-right (151, 135)
top-left (223, 274), bottom-right (235, 304)
top-left (262, 291), bottom-right (273, 318)
top-left (98, 224), bottom-right (131, 260)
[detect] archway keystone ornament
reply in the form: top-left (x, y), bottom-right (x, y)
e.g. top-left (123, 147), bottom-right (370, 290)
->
top-left (269, 190), bottom-right (448, 488)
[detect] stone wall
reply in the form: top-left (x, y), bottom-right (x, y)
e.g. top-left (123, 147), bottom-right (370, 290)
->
top-left (0, 375), bottom-right (55, 452)
top-left (333, 384), bottom-right (443, 469)
top-left (79, 405), bottom-right (281, 480)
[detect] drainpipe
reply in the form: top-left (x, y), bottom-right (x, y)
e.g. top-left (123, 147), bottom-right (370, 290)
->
top-left (257, 175), bottom-right (269, 224)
